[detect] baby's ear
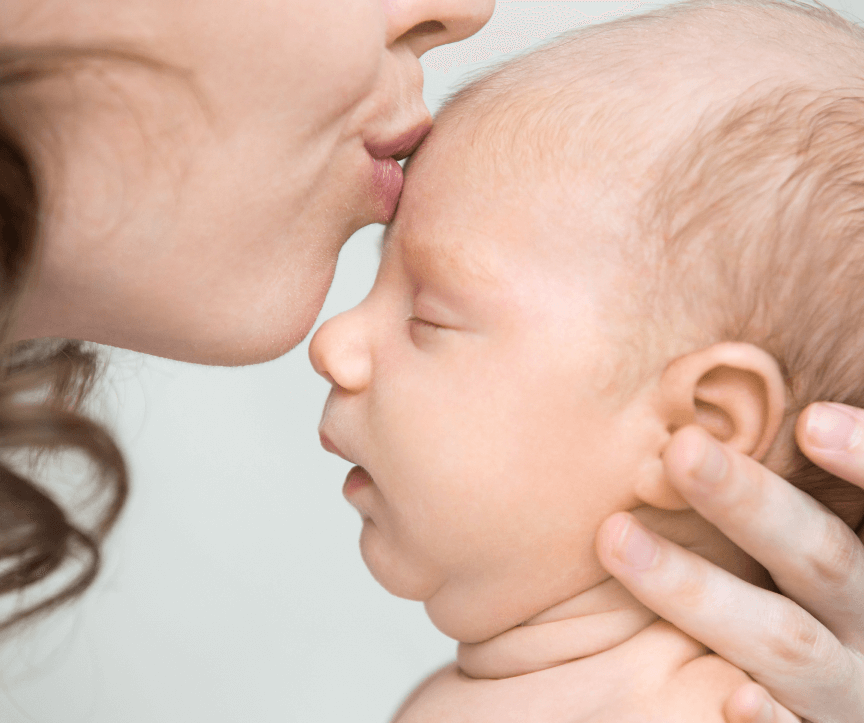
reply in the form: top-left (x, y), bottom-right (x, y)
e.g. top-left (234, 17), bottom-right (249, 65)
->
top-left (635, 342), bottom-right (786, 510)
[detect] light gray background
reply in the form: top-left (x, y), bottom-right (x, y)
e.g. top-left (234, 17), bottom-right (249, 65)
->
top-left (0, 1), bottom-right (861, 721)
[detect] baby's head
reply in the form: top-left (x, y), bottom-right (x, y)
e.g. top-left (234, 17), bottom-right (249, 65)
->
top-left (312, 0), bottom-right (864, 645)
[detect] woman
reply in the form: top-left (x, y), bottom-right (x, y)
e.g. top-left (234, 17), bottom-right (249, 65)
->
top-left (0, 1), bottom-right (859, 721)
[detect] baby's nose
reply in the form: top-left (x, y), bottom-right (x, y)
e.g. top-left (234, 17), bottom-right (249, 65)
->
top-left (308, 311), bottom-right (372, 393)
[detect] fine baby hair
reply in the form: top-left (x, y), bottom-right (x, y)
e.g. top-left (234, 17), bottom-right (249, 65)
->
top-left (435, 0), bottom-right (864, 529)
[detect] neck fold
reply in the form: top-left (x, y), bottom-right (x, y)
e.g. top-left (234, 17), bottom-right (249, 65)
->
top-left (456, 578), bottom-right (657, 679)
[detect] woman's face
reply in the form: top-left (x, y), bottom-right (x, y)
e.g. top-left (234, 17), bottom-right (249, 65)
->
top-left (3, 0), bottom-right (493, 363)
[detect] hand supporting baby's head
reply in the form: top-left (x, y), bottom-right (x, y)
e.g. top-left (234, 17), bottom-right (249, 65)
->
top-left (313, 0), bottom-right (864, 650)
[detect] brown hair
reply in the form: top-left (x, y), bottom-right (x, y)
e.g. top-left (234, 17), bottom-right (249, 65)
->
top-left (0, 52), bottom-right (127, 631)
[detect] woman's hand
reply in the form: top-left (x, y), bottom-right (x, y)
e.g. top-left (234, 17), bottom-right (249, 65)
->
top-left (596, 402), bottom-right (864, 723)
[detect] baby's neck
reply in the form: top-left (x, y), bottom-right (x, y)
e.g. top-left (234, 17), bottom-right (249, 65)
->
top-left (457, 577), bottom-right (656, 678)
top-left (457, 507), bottom-right (772, 680)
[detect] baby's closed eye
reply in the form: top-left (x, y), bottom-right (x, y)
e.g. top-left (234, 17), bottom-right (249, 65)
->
top-left (407, 313), bottom-right (450, 346)
top-left (407, 314), bottom-right (445, 329)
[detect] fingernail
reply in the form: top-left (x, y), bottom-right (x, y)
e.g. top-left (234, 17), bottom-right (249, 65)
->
top-left (692, 436), bottom-right (728, 487)
top-left (614, 518), bottom-right (658, 570)
top-left (806, 403), bottom-right (862, 451)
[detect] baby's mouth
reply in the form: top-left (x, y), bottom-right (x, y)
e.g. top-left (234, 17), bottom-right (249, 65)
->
top-left (343, 465), bottom-right (373, 499)
top-left (318, 431), bottom-right (374, 507)
top-left (319, 430), bottom-right (351, 462)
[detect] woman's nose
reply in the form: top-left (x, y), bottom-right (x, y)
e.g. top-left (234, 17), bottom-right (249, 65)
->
top-left (387, 0), bottom-right (496, 56)
top-left (309, 311), bottom-right (372, 393)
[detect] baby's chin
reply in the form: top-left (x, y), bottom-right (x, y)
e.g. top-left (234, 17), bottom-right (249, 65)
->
top-left (422, 582), bottom-right (527, 644)
top-left (358, 519), bottom-right (442, 602)
top-left (358, 525), bottom-right (540, 643)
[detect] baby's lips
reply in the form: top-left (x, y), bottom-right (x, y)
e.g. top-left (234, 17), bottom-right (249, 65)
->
top-left (319, 430), bottom-right (350, 462)
top-left (343, 465), bottom-right (374, 499)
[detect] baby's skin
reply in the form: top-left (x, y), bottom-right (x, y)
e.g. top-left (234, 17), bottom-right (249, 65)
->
top-left (311, 111), bottom-right (784, 720)
top-left (394, 618), bottom-right (750, 723)
top-left (309, 2), bottom-right (864, 719)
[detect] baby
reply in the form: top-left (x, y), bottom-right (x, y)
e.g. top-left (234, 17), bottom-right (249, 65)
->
top-left (311, 0), bottom-right (864, 720)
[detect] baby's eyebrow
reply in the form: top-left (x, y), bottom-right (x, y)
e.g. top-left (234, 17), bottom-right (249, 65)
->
top-left (383, 221), bottom-right (497, 286)
top-left (409, 241), bottom-right (496, 289)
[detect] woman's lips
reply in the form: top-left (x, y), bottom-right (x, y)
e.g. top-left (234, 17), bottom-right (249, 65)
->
top-left (369, 157), bottom-right (403, 223)
top-left (365, 121), bottom-right (431, 223)
top-left (343, 465), bottom-right (373, 497)
top-left (365, 121), bottom-right (432, 161)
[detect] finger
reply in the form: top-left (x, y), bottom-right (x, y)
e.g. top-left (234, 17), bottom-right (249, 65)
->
top-left (796, 403), bottom-right (864, 546)
top-left (724, 683), bottom-right (801, 723)
top-left (796, 403), bottom-right (864, 489)
top-left (596, 512), bottom-right (861, 723)
top-left (662, 426), bottom-right (864, 652)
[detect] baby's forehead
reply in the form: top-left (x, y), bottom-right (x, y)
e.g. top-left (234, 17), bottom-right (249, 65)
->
top-left (394, 0), bottom-right (864, 288)
top-left (394, 118), bottom-right (643, 294)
